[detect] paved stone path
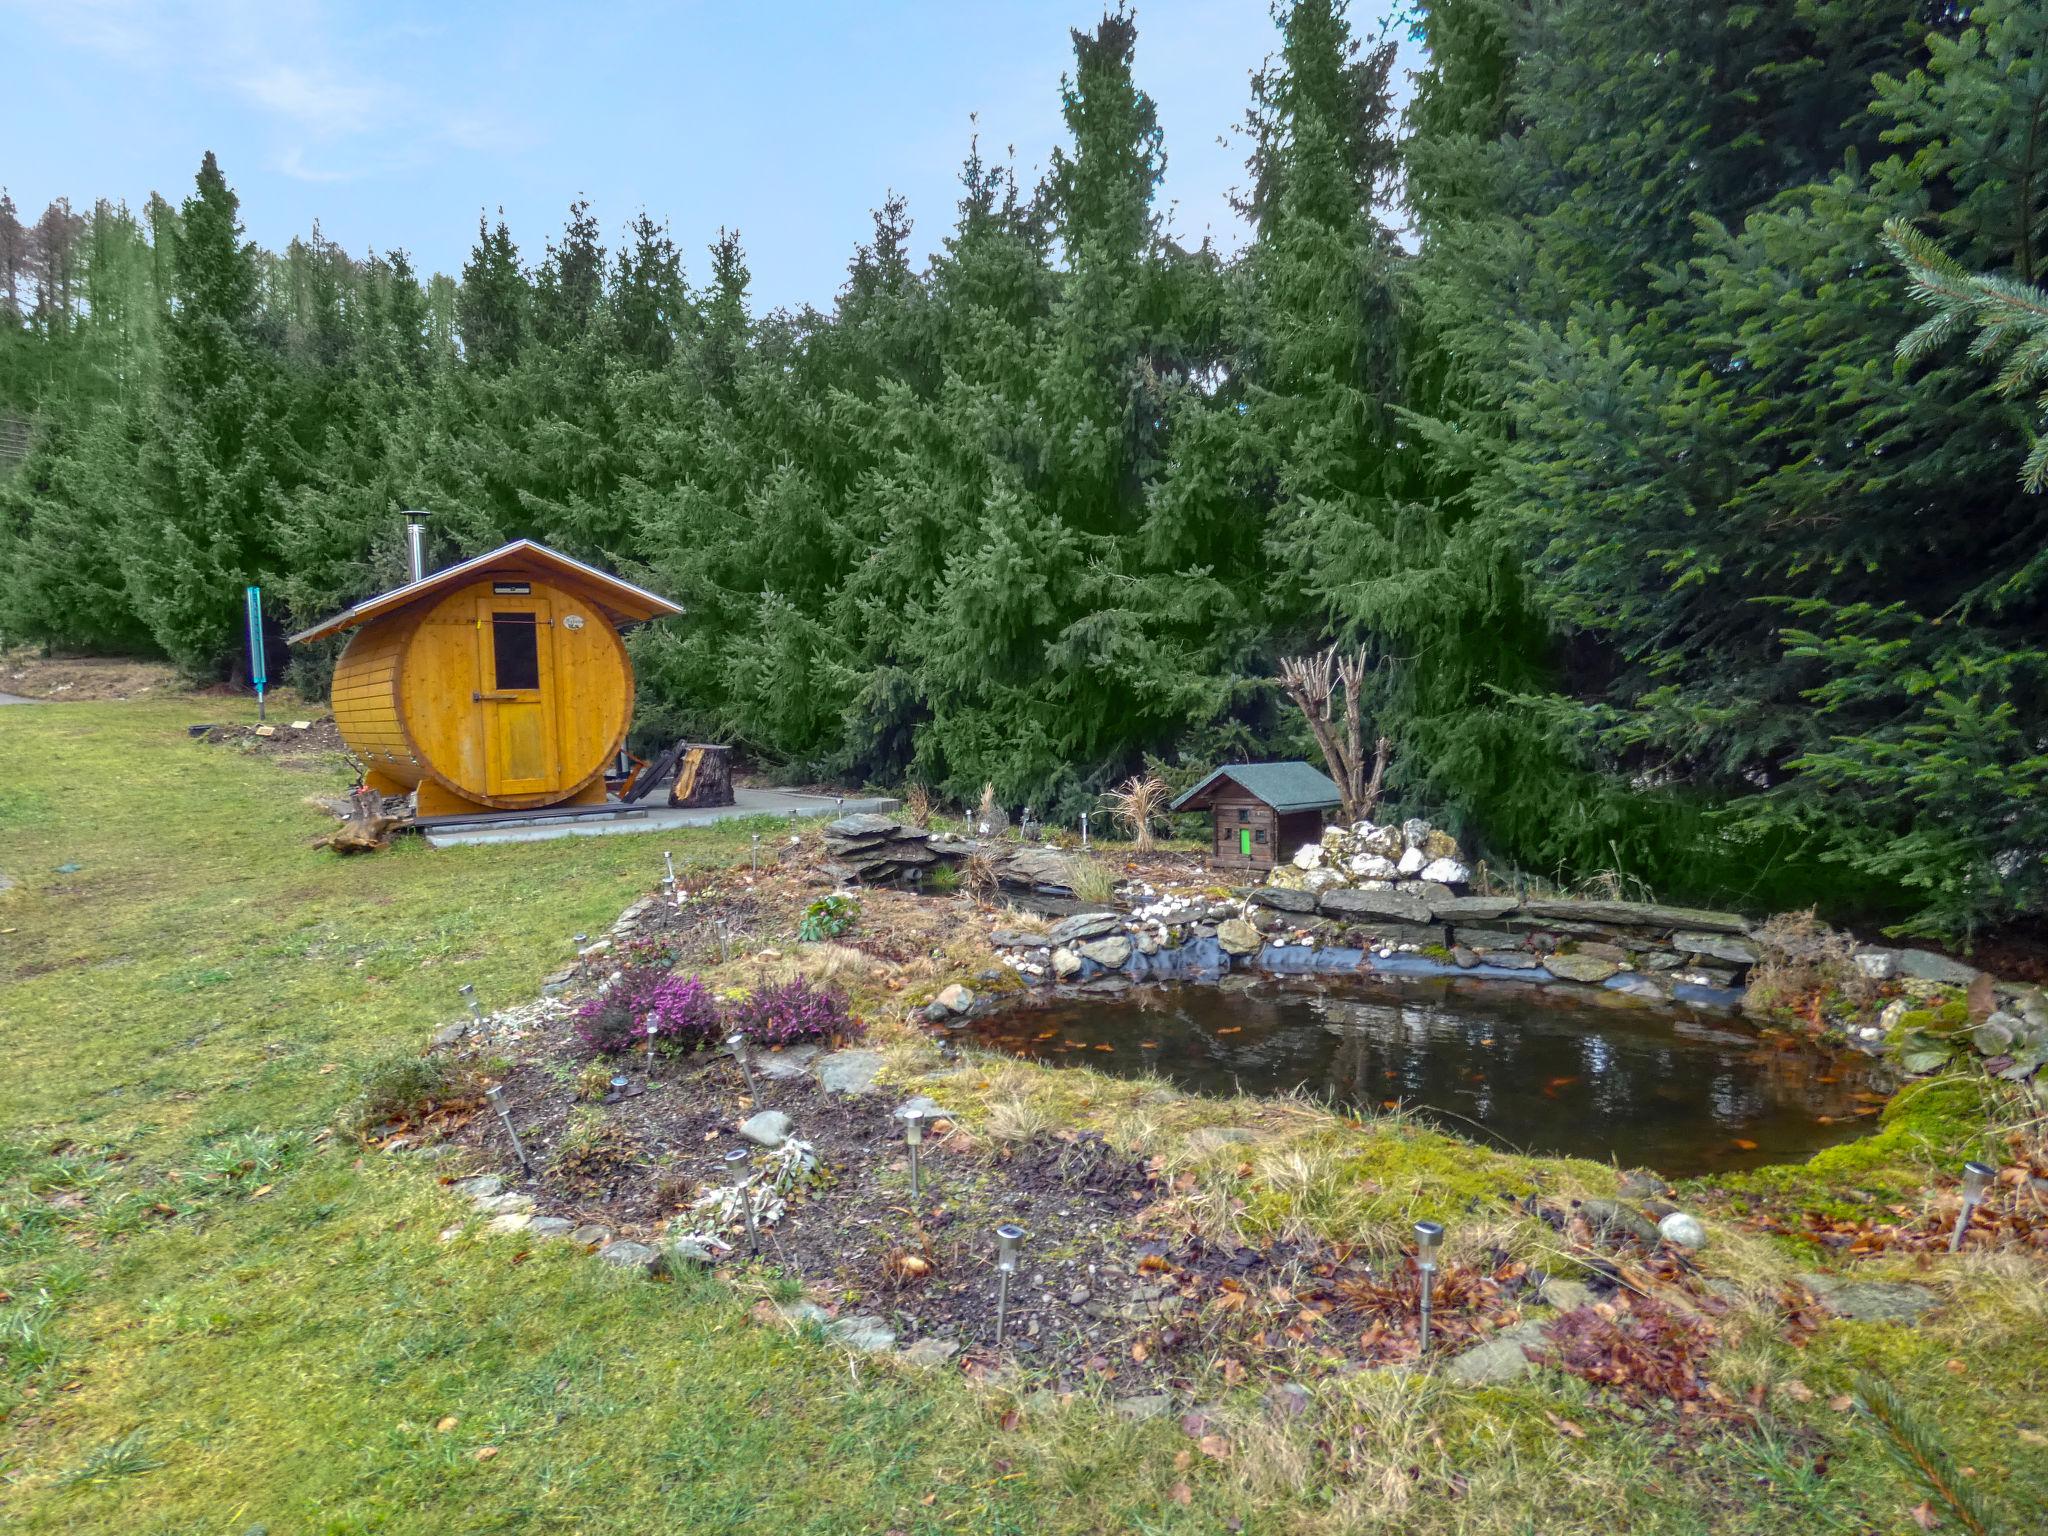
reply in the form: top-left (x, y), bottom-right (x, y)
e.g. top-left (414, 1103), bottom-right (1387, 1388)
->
top-left (0, 692), bottom-right (39, 705)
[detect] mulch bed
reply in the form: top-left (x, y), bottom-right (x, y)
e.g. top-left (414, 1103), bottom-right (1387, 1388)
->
top-left (194, 715), bottom-right (348, 759)
top-left (437, 1031), bottom-right (1562, 1394)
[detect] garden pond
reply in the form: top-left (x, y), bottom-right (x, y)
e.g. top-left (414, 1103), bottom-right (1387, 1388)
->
top-left (967, 974), bottom-right (1892, 1174)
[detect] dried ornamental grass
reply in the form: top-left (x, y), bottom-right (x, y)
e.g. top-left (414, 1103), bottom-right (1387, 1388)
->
top-left (1102, 773), bottom-right (1171, 852)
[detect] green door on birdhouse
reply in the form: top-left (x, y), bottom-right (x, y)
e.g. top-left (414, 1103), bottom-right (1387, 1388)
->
top-left (1239, 827), bottom-right (1253, 858)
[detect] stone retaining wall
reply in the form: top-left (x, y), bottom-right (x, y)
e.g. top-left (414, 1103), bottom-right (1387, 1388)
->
top-left (989, 885), bottom-right (1989, 1014)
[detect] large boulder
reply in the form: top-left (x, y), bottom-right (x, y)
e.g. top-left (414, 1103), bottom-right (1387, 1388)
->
top-left (1076, 935), bottom-right (1133, 970)
top-left (1543, 953), bottom-right (1621, 984)
top-left (1216, 919), bottom-right (1263, 956)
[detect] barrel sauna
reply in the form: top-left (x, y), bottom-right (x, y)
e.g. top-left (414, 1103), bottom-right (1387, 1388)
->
top-left (289, 534), bottom-right (681, 819)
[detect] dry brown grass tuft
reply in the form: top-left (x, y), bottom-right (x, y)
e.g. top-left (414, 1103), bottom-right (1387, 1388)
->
top-left (1101, 773), bottom-right (1171, 853)
top-left (904, 781), bottom-right (935, 828)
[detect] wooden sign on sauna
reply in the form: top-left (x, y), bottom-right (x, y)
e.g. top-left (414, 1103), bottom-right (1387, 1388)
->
top-left (290, 534), bottom-right (680, 818)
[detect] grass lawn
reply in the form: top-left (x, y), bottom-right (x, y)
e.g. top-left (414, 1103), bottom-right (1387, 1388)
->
top-left (2, 699), bottom-right (2044, 1533)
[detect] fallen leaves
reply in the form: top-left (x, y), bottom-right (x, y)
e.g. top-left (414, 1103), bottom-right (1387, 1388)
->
top-left (435, 1415), bottom-right (459, 1432)
top-left (473, 1445), bottom-right (498, 1462)
top-left (1540, 1294), bottom-right (1732, 1420)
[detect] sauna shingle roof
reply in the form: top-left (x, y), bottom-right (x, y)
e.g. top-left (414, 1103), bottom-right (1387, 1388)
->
top-left (287, 539), bottom-right (681, 645)
top-left (1170, 760), bottom-right (1343, 814)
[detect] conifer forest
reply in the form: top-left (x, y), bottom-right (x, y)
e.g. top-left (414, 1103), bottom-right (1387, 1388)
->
top-left (3, 1), bottom-right (2045, 944)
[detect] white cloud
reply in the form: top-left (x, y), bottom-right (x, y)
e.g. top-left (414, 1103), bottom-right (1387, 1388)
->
top-left (274, 144), bottom-right (367, 183)
top-left (238, 62), bottom-right (389, 139)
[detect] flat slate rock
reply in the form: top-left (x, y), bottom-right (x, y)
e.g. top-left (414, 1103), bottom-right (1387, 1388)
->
top-left (825, 1314), bottom-right (898, 1352)
top-left (991, 930), bottom-right (1053, 950)
top-left (596, 1240), bottom-right (664, 1274)
top-left (826, 813), bottom-right (912, 838)
top-left (1048, 910), bottom-right (1124, 945)
top-left (1432, 895), bottom-right (1519, 919)
top-left (1444, 1319), bottom-right (1551, 1385)
top-left (1318, 886), bottom-right (1433, 924)
top-left (1113, 1394), bottom-right (1175, 1422)
top-left (998, 848), bottom-right (1079, 890)
top-left (1248, 886), bottom-right (1318, 914)
top-left (526, 1216), bottom-right (576, 1239)
top-left (756, 1043), bottom-right (822, 1082)
top-left (1896, 948), bottom-right (1980, 985)
top-left (1673, 930), bottom-right (1761, 965)
top-left (1517, 898), bottom-right (1748, 933)
top-left (815, 1049), bottom-right (885, 1095)
top-left (898, 1338), bottom-right (961, 1368)
top-left (1803, 1275), bottom-right (1941, 1323)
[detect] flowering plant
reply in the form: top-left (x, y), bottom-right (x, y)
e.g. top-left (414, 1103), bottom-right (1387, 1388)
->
top-left (723, 977), bottom-right (860, 1046)
top-left (572, 968), bottom-right (721, 1056)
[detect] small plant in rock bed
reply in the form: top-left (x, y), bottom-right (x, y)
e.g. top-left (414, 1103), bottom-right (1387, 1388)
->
top-left (551, 1107), bottom-right (640, 1192)
top-left (725, 976), bottom-right (860, 1046)
top-left (572, 967), bottom-right (722, 1056)
top-left (797, 893), bottom-right (860, 943)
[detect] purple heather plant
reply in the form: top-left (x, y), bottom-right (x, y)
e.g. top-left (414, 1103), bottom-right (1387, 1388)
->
top-left (573, 967), bottom-right (722, 1056)
top-left (724, 976), bottom-right (860, 1047)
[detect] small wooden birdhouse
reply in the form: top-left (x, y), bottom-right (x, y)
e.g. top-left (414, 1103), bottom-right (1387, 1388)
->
top-left (1170, 761), bottom-right (1343, 872)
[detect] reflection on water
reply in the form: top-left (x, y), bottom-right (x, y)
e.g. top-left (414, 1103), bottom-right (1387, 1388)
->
top-left (967, 975), bottom-right (1891, 1174)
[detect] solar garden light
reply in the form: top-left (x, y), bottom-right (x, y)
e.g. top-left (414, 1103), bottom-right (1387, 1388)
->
top-left (1949, 1161), bottom-right (1997, 1252)
top-left (994, 1223), bottom-right (1026, 1345)
top-left (1079, 812), bottom-right (1089, 849)
top-left (484, 1084), bottom-right (532, 1175)
top-left (1413, 1219), bottom-right (1445, 1354)
top-left (458, 982), bottom-right (483, 1026)
top-left (646, 1016), bottom-right (661, 1079)
top-left (724, 1147), bottom-right (759, 1254)
top-left (726, 1031), bottom-right (761, 1100)
top-left (573, 932), bottom-right (588, 947)
top-left (900, 1106), bottom-right (929, 1200)
top-left (661, 849), bottom-right (678, 895)
top-left (751, 833), bottom-right (761, 873)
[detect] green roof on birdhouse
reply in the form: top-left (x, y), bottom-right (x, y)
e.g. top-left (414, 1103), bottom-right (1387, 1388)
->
top-left (1170, 761), bottom-right (1343, 814)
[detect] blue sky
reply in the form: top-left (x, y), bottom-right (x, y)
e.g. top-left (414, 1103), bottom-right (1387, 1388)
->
top-left (3, 1), bottom-right (1417, 311)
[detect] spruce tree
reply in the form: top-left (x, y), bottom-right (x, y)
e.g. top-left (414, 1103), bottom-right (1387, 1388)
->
top-left (121, 151), bottom-right (286, 676)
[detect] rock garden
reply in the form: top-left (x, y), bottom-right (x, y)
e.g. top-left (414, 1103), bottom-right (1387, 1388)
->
top-left (387, 809), bottom-right (2047, 1451)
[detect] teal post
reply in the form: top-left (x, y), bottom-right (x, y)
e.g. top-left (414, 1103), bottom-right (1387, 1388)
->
top-left (245, 585), bottom-right (267, 722)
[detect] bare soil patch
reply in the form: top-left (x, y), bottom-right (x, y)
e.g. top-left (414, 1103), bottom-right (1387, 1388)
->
top-left (1, 647), bottom-right (187, 701)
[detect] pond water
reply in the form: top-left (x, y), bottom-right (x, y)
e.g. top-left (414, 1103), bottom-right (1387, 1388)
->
top-left (967, 975), bottom-right (1891, 1174)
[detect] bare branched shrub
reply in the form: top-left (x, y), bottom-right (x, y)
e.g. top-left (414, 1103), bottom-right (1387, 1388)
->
top-left (1278, 646), bottom-right (1394, 824)
top-left (1102, 772), bottom-right (1170, 852)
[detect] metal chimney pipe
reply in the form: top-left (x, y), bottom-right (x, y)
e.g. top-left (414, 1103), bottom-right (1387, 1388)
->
top-left (402, 510), bottom-right (431, 583)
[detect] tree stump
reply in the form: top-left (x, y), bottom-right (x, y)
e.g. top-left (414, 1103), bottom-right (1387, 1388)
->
top-left (669, 744), bottom-right (735, 808)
